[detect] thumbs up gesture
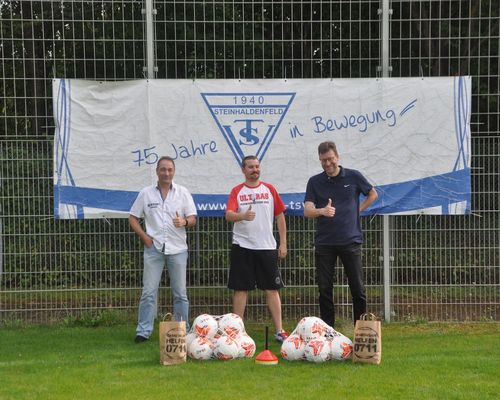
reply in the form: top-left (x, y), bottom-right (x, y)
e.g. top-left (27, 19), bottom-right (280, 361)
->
top-left (172, 211), bottom-right (185, 228)
top-left (322, 198), bottom-right (335, 217)
top-left (243, 204), bottom-right (256, 221)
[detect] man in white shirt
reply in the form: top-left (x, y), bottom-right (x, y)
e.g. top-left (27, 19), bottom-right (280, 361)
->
top-left (225, 155), bottom-right (289, 343)
top-left (129, 156), bottom-right (197, 343)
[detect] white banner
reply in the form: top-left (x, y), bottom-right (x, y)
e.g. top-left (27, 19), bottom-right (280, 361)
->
top-left (53, 77), bottom-right (471, 218)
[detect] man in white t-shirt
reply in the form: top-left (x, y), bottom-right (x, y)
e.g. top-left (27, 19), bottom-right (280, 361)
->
top-left (129, 156), bottom-right (197, 343)
top-left (225, 155), bottom-right (289, 343)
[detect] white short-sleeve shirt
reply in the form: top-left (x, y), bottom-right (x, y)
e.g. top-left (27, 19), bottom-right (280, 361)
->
top-left (226, 182), bottom-right (286, 250)
top-left (130, 182), bottom-right (197, 254)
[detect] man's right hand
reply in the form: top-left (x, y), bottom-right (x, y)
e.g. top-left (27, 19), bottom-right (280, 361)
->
top-left (143, 236), bottom-right (154, 248)
top-left (242, 204), bottom-right (256, 221)
top-left (322, 198), bottom-right (336, 217)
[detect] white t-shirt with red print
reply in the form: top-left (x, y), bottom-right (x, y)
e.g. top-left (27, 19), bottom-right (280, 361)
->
top-left (226, 181), bottom-right (286, 250)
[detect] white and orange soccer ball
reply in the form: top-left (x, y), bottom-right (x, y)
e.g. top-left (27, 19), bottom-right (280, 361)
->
top-left (188, 336), bottom-right (214, 360)
top-left (213, 334), bottom-right (241, 361)
top-left (237, 333), bottom-right (256, 358)
top-left (186, 331), bottom-right (198, 348)
top-left (192, 314), bottom-right (219, 339)
top-left (280, 334), bottom-right (305, 361)
top-left (218, 313), bottom-right (245, 339)
top-left (330, 335), bottom-right (353, 361)
top-left (304, 336), bottom-right (331, 363)
top-left (297, 316), bottom-right (329, 342)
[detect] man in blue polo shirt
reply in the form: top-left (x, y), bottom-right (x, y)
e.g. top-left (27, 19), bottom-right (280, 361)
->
top-left (304, 141), bottom-right (378, 328)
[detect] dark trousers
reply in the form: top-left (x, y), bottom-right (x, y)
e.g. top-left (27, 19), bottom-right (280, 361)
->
top-left (315, 243), bottom-right (366, 328)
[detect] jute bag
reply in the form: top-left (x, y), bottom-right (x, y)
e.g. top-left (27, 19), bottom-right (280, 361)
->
top-left (159, 313), bottom-right (187, 366)
top-left (353, 313), bottom-right (382, 365)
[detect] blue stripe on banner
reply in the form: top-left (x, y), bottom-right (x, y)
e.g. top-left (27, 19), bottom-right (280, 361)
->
top-left (54, 186), bottom-right (140, 216)
top-left (368, 167), bottom-right (471, 215)
top-left (54, 168), bottom-right (471, 218)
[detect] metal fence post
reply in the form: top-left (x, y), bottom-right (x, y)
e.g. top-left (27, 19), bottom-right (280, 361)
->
top-left (380, 0), bottom-right (393, 322)
top-left (143, 0), bottom-right (156, 79)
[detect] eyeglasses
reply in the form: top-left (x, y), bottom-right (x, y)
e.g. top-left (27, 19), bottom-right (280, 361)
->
top-left (319, 156), bottom-right (337, 164)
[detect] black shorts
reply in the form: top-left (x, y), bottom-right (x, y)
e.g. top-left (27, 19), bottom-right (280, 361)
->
top-left (228, 244), bottom-right (285, 290)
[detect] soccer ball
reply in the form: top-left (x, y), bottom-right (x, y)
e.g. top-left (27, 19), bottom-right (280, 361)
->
top-left (330, 336), bottom-right (353, 361)
top-left (280, 334), bottom-right (305, 361)
top-left (191, 314), bottom-right (219, 339)
top-left (297, 316), bottom-right (329, 342)
top-left (238, 333), bottom-right (256, 358)
top-left (213, 334), bottom-right (241, 361)
top-left (186, 331), bottom-right (198, 348)
top-left (304, 337), bottom-right (331, 363)
top-left (324, 325), bottom-right (349, 340)
top-left (218, 313), bottom-right (245, 339)
top-left (188, 336), bottom-right (214, 360)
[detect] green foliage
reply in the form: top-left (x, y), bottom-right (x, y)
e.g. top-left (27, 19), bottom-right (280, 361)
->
top-left (62, 309), bottom-right (134, 327)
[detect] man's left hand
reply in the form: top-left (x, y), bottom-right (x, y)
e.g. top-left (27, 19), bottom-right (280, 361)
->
top-left (278, 244), bottom-right (287, 259)
top-left (173, 211), bottom-right (185, 228)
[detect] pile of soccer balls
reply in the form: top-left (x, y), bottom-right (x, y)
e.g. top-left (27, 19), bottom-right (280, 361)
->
top-left (186, 313), bottom-right (256, 361)
top-left (280, 316), bottom-right (353, 363)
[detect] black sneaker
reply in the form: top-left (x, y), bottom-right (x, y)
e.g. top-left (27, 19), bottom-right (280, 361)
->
top-left (134, 335), bottom-right (149, 343)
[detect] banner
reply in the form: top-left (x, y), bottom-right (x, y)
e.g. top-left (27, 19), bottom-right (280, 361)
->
top-left (53, 77), bottom-right (471, 218)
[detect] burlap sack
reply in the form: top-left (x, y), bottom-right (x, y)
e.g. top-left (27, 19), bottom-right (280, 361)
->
top-left (159, 313), bottom-right (186, 366)
top-left (353, 313), bottom-right (382, 365)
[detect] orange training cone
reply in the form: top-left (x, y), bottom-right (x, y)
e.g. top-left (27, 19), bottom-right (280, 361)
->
top-left (255, 326), bottom-right (278, 365)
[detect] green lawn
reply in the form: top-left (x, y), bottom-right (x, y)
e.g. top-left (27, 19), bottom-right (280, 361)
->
top-left (0, 322), bottom-right (498, 399)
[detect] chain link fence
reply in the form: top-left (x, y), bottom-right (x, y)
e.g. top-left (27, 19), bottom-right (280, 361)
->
top-left (1, 0), bottom-right (498, 324)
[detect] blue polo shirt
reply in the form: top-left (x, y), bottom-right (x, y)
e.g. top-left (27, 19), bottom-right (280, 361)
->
top-left (304, 166), bottom-right (373, 246)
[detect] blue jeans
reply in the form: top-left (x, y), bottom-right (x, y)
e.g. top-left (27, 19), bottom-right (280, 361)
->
top-left (136, 246), bottom-right (189, 338)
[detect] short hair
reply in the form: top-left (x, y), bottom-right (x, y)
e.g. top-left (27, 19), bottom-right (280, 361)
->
top-left (156, 156), bottom-right (176, 169)
top-left (317, 141), bottom-right (338, 155)
top-left (241, 155), bottom-right (259, 168)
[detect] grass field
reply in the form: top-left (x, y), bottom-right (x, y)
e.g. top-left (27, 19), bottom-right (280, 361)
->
top-left (1, 321), bottom-right (498, 400)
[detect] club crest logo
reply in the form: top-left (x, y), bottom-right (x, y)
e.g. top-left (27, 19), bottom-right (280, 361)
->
top-left (201, 92), bottom-right (296, 165)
